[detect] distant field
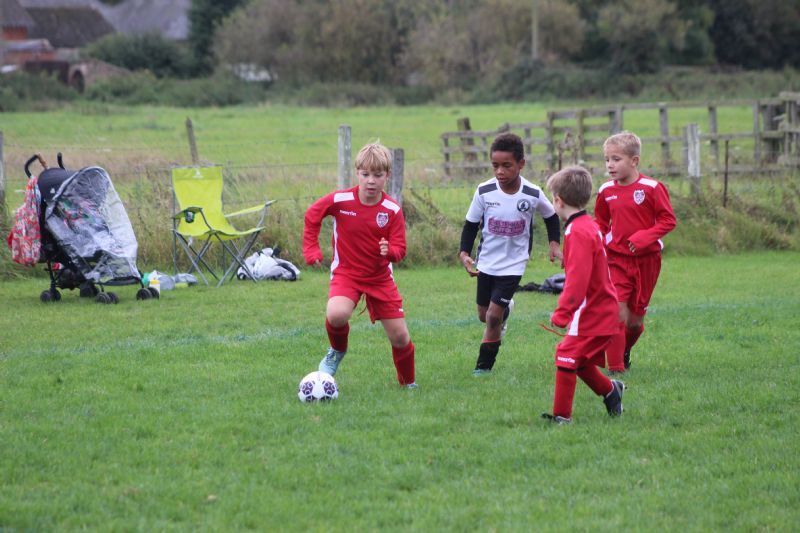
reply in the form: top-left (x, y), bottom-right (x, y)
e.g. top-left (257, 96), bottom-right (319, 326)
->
top-left (1, 253), bottom-right (798, 531)
top-left (0, 101), bottom-right (756, 191)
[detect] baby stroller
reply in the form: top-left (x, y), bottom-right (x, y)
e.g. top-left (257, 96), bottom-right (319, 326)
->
top-left (23, 153), bottom-right (157, 303)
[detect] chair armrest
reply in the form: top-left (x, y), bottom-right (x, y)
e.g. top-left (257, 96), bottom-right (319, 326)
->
top-left (173, 206), bottom-right (203, 221)
top-left (225, 200), bottom-right (276, 218)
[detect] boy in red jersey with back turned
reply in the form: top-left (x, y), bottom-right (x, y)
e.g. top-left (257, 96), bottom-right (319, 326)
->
top-left (542, 166), bottom-right (624, 424)
top-left (303, 142), bottom-right (417, 389)
top-left (595, 132), bottom-right (677, 373)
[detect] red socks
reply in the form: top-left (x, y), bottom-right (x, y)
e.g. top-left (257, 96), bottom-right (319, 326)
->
top-left (626, 324), bottom-right (644, 351)
top-left (553, 365), bottom-right (614, 419)
top-left (577, 364), bottom-right (614, 396)
top-left (392, 341), bottom-right (415, 385)
top-left (553, 368), bottom-right (577, 418)
top-left (606, 322), bottom-right (626, 372)
top-left (325, 319), bottom-right (349, 353)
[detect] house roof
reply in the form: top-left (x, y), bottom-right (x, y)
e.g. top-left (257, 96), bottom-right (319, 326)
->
top-left (0, 0), bottom-right (36, 29)
top-left (99, 0), bottom-right (190, 41)
top-left (25, 6), bottom-right (115, 47)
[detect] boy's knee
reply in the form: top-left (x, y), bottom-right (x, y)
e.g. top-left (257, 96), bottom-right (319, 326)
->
top-left (326, 312), bottom-right (350, 327)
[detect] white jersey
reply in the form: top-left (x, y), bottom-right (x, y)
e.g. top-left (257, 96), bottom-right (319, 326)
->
top-left (465, 176), bottom-right (556, 276)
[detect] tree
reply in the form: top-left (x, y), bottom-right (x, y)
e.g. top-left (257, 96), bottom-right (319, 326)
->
top-left (596, 0), bottom-right (686, 73)
top-left (188, 0), bottom-right (248, 74)
top-left (709, 0), bottom-right (800, 69)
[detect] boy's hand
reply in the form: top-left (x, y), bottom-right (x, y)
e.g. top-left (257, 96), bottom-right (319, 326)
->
top-left (311, 260), bottom-right (323, 269)
top-left (550, 313), bottom-right (568, 330)
top-left (548, 241), bottom-right (563, 267)
top-left (379, 238), bottom-right (389, 257)
top-left (459, 252), bottom-right (479, 277)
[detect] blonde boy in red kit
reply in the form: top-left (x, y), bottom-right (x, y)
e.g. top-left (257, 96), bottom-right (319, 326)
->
top-left (303, 142), bottom-right (417, 388)
top-left (595, 131), bottom-right (677, 373)
top-left (542, 166), bottom-right (624, 424)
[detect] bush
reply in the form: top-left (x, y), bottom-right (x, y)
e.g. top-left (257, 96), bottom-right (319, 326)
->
top-left (470, 60), bottom-right (800, 103)
top-left (84, 72), bottom-right (269, 107)
top-left (0, 71), bottom-right (76, 111)
top-left (84, 32), bottom-right (195, 78)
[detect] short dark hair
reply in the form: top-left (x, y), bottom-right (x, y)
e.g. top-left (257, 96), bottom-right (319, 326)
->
top-left (546, 165), bottom-right (593, 209)
top-left (490, 132), bottom-right (524, 162)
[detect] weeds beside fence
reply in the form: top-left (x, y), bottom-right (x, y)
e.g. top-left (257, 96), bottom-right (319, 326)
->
top-left (1, 102), bottom-right (799, 279)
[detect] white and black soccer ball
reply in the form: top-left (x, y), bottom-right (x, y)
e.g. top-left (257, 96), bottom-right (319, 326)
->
top-left (297, 371), bottom-right (339, 402)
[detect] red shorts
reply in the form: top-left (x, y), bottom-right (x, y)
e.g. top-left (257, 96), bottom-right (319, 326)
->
top-left (554, 334), bottom-right (614, 371)
top-left (329, 273), bottom-right (405, 323)
top-left (608, 251), bottom-right (662, 316)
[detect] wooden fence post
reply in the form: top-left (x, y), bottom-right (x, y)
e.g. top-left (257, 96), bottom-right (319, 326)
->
top-left (457, 117), bottom-right (477, 172)
top-left (708, 104), bottom-right (719, 169)
top-left (185, 118), bottom-right (199, 165)
top-left (0, 131), bottom-right (6, 229)
top-left (753, 101), bottom-right (762, 166)
top-left (390, 148), bottom-right (404, 206)
top-left (609, 106), bottom-right (623, 135)
top-left (684, 123), bottom-right (701, 196)
top-left (659, 104), bottom-right (670, 169)
top-left (545, 111), bottom-right (555, 171)
top-left (338, 124), bottom-right (352, 189)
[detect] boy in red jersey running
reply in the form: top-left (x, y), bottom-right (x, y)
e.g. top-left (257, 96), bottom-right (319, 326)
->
top-left (303, 142), bottom-right (417, 389)
top-left (595, 131), bottom-right (677, 373)
top-left (542, 166), bottom-right (624, 424)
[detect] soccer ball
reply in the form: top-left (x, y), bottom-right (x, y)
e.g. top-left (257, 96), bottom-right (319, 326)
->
top-left (297, 371), bottom-right (339, 402)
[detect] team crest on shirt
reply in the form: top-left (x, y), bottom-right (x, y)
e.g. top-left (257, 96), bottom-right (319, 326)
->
top-left (633, 189), bottom-right (646, 205)
top-left (516, 199), bottom-right (531, 212)
top-left (376, 212), bottom-right (389, 228)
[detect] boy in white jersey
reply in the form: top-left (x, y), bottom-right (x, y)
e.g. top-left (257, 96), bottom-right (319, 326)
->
top-left (459, 133), bottom-right (562, 376)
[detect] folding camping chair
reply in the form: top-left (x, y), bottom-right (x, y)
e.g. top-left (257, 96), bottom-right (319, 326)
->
top-left (171, 166), bottom-right (274, 286)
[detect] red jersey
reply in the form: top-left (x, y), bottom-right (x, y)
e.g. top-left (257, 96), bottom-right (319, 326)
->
top-left (303, 186), bottom-right (406, 281)
top-left (551, 212), bottom-right (619, 336)
top-left (594, 174), bottom-right (676, 256)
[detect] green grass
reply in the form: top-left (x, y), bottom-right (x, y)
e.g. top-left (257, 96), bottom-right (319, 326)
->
top-left (1, 252), bottom-right (799, 531)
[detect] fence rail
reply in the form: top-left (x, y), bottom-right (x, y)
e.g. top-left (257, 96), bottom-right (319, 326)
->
top-left (441, 92), bottom-right (800, 178)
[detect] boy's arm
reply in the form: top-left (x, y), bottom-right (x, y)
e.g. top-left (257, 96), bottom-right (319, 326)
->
top-left (593, 193), bottom-right (610, 236)
top-left (302, 194), bottom-right (332, 265)
top-left (459, 220), bottom-right (480, 257)
top-left (543, 213), bottom-right (562, 262)
top-left (628, 183), bottom-right (677, 251)
top-left (385, 208), bottom-right (407, 263)
top-left (459, 220), bottom-right (480, 275)
top-left (551, 235), bottom-right (591, 328)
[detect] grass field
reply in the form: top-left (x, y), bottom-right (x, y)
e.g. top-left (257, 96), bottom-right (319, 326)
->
top-left (1, 252), bottom-right (798, 531)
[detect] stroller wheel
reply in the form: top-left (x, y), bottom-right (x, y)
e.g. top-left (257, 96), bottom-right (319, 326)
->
top-left (136, 288), bottom-right (152, 300)
top-left (80, 283), bottom-right (99, 298)
top-left (40, 289), bottom-right (61, 302)
top-left (147, 287), bottom-right (160, 299)
top-left (107, 292), bottom-right (119, 304)
top-left (95, 293), bottom-right (111, 304)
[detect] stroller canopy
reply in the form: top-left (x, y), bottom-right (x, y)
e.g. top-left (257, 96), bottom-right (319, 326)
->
top-left (44, 166), bottom-right (139, 284)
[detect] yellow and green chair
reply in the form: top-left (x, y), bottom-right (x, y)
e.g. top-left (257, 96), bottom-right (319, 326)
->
top-left (171, 166), bottom-right (274, 286)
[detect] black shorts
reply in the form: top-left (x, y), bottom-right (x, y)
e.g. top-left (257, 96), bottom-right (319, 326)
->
top-left (476, 272), bottom-right (521, 308)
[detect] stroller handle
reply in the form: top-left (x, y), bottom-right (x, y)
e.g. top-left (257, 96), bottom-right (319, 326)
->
top-left (24, 154), bottom-right (48, 178)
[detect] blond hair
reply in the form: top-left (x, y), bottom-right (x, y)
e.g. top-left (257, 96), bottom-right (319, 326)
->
top-left (603, 131), bottom-right (641, 158)
top-left (355, 142), bottom-right (392, 172)
top-left (546, 165), bottom-right (593, 209)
